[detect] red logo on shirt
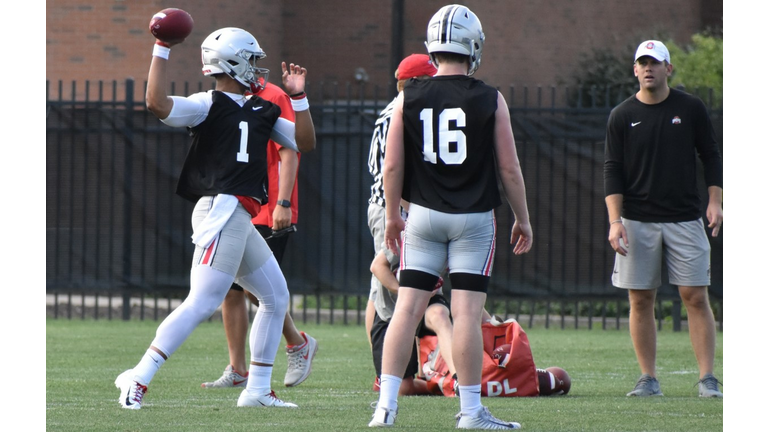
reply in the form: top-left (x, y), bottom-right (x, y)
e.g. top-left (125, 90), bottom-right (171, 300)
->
top-left (671, 116), bottom-right (682, 125)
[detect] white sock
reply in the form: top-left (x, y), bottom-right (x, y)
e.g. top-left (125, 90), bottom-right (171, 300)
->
top-left (245, 364), bottom-right (273, 394)
top-left (132, 349), bottom-right (165, 385)
top-left (459, 384), bottom-right (483, 415)
top-left (378, 374), bottom-right (402, 410)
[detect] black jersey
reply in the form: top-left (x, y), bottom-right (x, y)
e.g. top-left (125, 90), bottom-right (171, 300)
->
top-left (176, 91), bottom-right (281, 203)
top-left (401, 75), bottom-right (501, 213)
top-left (604, 88), bottom-right (722, 222)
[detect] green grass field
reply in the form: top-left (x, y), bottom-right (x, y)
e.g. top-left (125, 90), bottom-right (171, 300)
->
top-left (46, 319), bottom-right (722, 431)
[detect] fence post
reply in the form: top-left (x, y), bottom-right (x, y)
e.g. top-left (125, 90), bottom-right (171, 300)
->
top-left (122, 78), bottom-right (135, 320)
top-left (672, 299), bottom-right (682, 332)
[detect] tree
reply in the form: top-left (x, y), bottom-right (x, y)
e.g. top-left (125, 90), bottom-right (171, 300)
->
top-left (666, 33), bottom-right (723, 108)
top-left (565, 32), bottom-right (723, 109)
top-left (564, 42), bottom-right (638, 108)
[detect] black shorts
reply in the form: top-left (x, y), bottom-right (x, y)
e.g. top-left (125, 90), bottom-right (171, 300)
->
top-left (255, 224), bottom-right (291, 264)
top-left (370, 294), bottom-right (450, 378)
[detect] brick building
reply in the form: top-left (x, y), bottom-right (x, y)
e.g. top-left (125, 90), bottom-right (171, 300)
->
top-left (47, 0), bottom-right (722, 100)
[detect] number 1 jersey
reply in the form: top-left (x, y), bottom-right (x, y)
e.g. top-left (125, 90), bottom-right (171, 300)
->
top-left (176, 91), bottom-right (281, 203)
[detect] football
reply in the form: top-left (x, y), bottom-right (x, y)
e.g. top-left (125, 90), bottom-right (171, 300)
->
top-left (537, 366), bottom-right (571, 396)
top-left (149, 8), bottom-right (194, 45)
top-left (491, 344), bottom-right (512, 368)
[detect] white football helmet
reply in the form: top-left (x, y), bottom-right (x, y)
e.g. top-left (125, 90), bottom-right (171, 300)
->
top-left (425, 4), bottom-right (485, 75)
top-left (201, 27), bottom-right (269, 92)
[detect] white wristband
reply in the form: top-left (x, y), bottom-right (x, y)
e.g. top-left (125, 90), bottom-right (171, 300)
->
top-left (290, 96), bottom-right (309, 112)
top-left (153, 44), bottom-right (170, 60)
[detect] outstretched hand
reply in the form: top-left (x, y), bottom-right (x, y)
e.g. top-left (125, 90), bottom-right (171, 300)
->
top-left (282, 62), bottom-right (307, 96)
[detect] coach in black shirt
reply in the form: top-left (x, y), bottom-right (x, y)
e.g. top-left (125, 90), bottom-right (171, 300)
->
top-left (604, 40), bottom-right (723, 398)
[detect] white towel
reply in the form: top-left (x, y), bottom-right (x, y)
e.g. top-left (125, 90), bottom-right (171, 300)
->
top-left (191, 194), bottom-right (239, 248)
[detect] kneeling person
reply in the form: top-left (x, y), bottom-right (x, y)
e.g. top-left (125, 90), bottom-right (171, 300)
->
top-left (369, 247), bottom-right (457, 395)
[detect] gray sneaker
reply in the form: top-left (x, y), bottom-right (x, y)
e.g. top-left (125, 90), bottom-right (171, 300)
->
top-left (697, 374), bottom-right (723, 398)
top-left (284, 332), bottom-right (318, 387)
top-left (456, 406), bottom-right (521, 430)
top-left (201, 365), bottom-right (248, 388)
top-left (627, 374), bottom-right (663, 397)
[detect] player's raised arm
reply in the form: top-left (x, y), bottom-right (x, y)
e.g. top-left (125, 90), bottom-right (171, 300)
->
top-left (282, 62), bottom-right (316, 153)
top-left (145, 9), bottom-right (193, 119)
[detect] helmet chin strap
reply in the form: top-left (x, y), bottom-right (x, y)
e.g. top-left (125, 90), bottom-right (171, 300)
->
top-left (467, 40), bottom-right (477, 75)
top-left (426, 43), bottom-right (439, 69)
top-left (248, 76), bottom-right (266, 93)
top-left (215, 60), bottom-right (254, 92)
top-left (217, 60), bottom-right (239, 81)
top-left (214, 59), bottom-right (270, 93)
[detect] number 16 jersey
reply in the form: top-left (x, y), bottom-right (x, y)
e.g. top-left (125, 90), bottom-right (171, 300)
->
top-left (402, 75), bottom-right (501, 214)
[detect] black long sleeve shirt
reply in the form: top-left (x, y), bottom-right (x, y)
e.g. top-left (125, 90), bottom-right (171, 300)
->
top-left (604, 88), bottom-right (722, 222)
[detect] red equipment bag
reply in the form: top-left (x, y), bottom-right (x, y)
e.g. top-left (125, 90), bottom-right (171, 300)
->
top-left (418, 317), bottom-right (539, 397)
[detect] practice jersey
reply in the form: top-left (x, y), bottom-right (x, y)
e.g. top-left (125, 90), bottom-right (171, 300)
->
top-left (175, 91), bottom-right (281, 203)
top-left (251, 82), bottom-right (301, 226)
top-left (368, 97), bottom-right (396, 207)
top-left (604, 88), bottom-right (723, 222)
top-left (401, 76), bottom-right (501, 213)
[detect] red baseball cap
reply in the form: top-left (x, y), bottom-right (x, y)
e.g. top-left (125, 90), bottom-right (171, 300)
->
top-left (395, 54), bottom-right (437, 80)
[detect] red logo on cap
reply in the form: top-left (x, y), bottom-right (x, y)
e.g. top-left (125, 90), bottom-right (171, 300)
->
top-left (646, 42), bottom-right (655, 49)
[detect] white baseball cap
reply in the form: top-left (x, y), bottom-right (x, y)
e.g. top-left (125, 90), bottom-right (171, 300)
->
top-left (634, 40), bottom-right (670, 63)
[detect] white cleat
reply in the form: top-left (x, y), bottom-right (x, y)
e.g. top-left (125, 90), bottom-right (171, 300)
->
top-left (368, 405), bottom-right (397, 428)
top-left (237, 389), bottom-right (298, 408)
top-left (456, 406), bottom-right (521, 429)
top-left (115, 369), bottom-right (148, 410)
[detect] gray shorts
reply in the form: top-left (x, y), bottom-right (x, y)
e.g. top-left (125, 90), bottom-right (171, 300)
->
top-left (612, 218), bottom-right (711, 289)
top-left (401, 203), bottom-right (496, 277)
top-left (191, 196), bottom-right (273, 278)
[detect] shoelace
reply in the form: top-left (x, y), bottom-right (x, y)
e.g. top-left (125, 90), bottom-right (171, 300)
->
top-left (456, 407), bottom-right (512, 426)
top-left (696, 375), bottom-right (722, 390)
top-left (266, 390), bottom-right (289, 405)
top-left (215, 371), bottom-right (238, 385)
top-left (287, 347), bottom-right (307, 369)
top-left (132, 382), bottom-right (148, 404)
top-left (479, 407), bottom-right (503, 422)
top-left (634, 375), bottom-right (655, 389)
